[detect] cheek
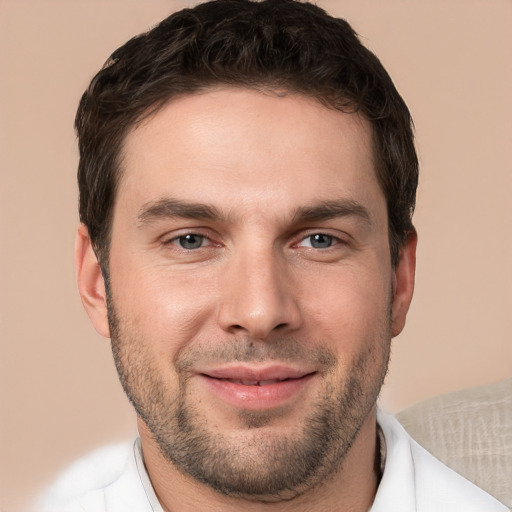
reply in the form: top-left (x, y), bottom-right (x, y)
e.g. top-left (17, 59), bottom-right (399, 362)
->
top-left (303, 265), bottom-right (392, 352)
top-left (110, 261), bottom-right (219, 354)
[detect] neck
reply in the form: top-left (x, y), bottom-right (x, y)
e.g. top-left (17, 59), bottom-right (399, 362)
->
top-left (138, 408), bottom-right (380, 512)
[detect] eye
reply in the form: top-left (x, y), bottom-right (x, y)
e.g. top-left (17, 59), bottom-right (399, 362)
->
top-left (174, 234), bottom-right (209, 250)
top-left (299, 233), bottom-right (336, 249)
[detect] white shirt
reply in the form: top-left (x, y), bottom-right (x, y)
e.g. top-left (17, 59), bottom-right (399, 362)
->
top-left (35, 412), bottom-right (509, 511)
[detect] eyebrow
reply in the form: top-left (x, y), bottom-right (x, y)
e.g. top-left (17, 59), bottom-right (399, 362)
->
top-left (137, 198), bottom-right (221, 227)
top-left (292, 200), bottom-right (373, 226)
top-left (136, 197), bottom-right (373, 228)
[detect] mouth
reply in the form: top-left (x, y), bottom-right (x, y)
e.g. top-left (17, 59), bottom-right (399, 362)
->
top-left (197, 366), bottom-right (317, 410)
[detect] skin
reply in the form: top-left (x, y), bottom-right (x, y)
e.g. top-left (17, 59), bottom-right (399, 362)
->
top-left (76, 88), bottom-right (416, 511)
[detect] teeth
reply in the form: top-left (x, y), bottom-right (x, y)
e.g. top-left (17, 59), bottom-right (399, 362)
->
top-left (226, 378), bottom-right (281, 386)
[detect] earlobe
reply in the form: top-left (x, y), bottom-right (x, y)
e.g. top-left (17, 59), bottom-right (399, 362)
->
top-left (75, 224), bottom-right (111, 338)
top-left (391, 230), bottom-right (417, 337)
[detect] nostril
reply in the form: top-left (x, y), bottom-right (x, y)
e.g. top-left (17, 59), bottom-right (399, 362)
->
top-left (230, 322), bottom-right (287, 334)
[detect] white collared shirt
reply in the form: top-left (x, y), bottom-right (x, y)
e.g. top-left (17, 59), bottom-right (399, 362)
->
top-left (35, 411), bottom-right (509, 511)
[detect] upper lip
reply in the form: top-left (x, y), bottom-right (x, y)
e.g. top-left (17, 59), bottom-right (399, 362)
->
top-left (199, 365), bottom-right (315, 382)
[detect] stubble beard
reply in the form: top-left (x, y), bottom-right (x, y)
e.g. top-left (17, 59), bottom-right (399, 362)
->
top-left (106, 288), bottom-right (391, 502)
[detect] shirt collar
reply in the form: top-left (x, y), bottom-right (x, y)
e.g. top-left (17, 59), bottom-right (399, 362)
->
top-left (133, 438), bottom-right (165, 512)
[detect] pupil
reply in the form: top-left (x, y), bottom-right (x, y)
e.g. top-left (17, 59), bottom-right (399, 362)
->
top-left (312, 234), bottom-right (332, 248)
top-left (180, 234), bottom-right (202, 249)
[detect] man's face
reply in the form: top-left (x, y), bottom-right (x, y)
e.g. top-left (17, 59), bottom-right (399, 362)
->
top-left (83, 88), bottom-right (415, 501)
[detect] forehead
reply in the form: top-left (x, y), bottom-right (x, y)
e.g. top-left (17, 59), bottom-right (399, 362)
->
top-left (117, 88), bottom-right (383, 222)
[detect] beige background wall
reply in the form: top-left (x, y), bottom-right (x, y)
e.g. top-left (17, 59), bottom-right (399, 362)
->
top-left (1, 1), bottom-right (510, 510)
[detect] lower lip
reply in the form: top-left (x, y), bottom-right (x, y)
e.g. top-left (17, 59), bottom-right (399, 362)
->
top-left (198, 374), bottom-right (316, 410)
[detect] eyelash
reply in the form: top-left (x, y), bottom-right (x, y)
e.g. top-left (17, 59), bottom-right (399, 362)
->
top-left (296, 233), bottom-right (344, 249)
top-left (163, 232), bottom-right (214, 250)
top-left (162, 231), bottom-right (346, 251)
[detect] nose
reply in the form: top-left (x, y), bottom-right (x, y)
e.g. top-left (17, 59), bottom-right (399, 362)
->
top-left (217, 247), bottom-right (302, 339)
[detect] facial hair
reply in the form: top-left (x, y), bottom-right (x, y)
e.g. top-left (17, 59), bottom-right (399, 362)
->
top-left (106, 285), bottom-right (391, 502)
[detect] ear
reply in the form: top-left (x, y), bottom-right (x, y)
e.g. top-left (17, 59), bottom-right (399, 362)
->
top-left (391, 230), bottom-right (417, 337)
top-left (75, 224), bottom-right (110, 338)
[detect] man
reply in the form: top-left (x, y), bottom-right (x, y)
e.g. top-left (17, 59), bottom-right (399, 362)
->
top-left (38, 1), bottom-right (508, 510)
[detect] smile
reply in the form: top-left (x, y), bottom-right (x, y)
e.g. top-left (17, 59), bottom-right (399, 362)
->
top-left (197, 367), bottom-right (317, 410)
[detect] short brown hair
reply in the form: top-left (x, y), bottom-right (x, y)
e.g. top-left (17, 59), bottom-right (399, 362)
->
top-left (76, 0), bottom-right (418, 267)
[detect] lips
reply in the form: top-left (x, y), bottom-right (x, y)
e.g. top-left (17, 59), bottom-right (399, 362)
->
top-left (202, 365), bottom-right (311, 382)
top-left (197, 365), bottom-right (316, 410)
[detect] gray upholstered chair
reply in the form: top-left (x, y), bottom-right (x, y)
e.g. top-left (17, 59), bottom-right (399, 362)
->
top-left (396, 378), bottom-right (512, 508)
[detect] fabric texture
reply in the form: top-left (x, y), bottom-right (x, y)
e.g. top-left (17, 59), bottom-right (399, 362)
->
top-left (396, 378), bottom-right (512, 508)
top-left (34, 440), bottom-right (154, 512)
top-left (35, 411), bottom-right (509, 512)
